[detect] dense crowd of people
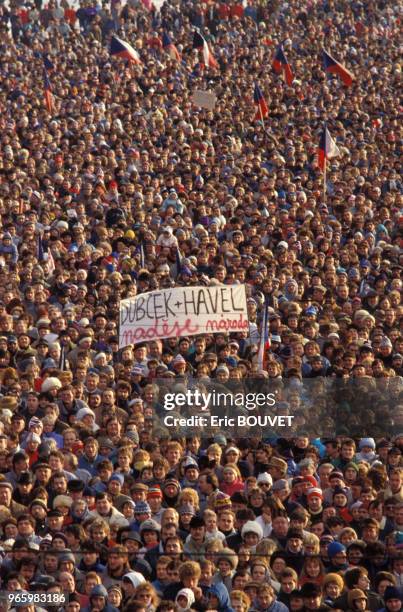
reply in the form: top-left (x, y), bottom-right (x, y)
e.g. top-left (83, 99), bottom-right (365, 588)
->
top-left (0, 0), bottom-right (402, 610)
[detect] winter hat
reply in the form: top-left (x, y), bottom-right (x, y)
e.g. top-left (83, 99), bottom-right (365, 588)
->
top-left (29, 416), bottom-right (43, 429)
top-left (139, 519), bottom-right (161, 533)
top-left (76, 407), bottom-right (95, 421)
top-left (348, 589), bottom-right (367, 607)
top-left (29, 498), bottom-right (47, 511)
top-left (53, 495), bottom-right (73, 509)
top-left (162, 478), bottom-right (181, 491)
top-left (122, 572), bottom-right (146, 588)
top-left (90, 585), bottom-right (108, 598)
top-left (134, 501), bottom-right (151, 515)
top-left (216, 547), bottom-right (239, 570)
top-left (307, 487), bottom-right (323, 499)
top-left (323, 573), bottom-right (344, 590)
top-left (383, 586), bottom-right (402, 602)
top-left (333, 486), bottom-right (347, 498)
top-left (272, 479), bottom-right (288, 491)
top-left (214, 492), bottom-right (232, 512)
top-left (359, 438), bottom-right (376, 450)
top-left (327, 541), bottom-right (346, 558)
top-left (176, 588), bottom-right (195, 608)
top-left (241, 520), bottom-right (263, 540)
top-left (183, 456), bottom-right (199, 470)
top-left (344, 462), bottom-right (359, 473)
top-left (257, 472), bottom-right (273, 486)
top-left (147, 486), bottom-right (163, 499)
top-left (109, 473), bottom-right (125, 485)
top-left (179, 503), bottom-right (196, 516)
top-left (41, 377), bottom-right (62, 393)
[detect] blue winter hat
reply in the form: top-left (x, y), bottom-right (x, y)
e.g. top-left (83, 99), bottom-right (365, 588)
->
top-left (384, 587), bottom-right (401, 602)
top-left (109, 473), bottom-right (124, 485)
top-left (359, 438), bottom-right (376, 450)
top-left (376, 223), bottom-right (388, 234)
top-left (134, 501), bottom-right (151, 515)
top-left (327, 542), bottom-right (346, 558)
top-left (91, 584), bottom-right (108, 598)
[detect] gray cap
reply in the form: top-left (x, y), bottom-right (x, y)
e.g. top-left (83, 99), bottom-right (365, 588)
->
top-left (272, 479), bottom-right (288, 492)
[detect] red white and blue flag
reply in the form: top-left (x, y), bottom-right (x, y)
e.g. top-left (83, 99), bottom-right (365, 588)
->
top-left (257, 300), bottom-right (270, 370)
top-left (318, 126), bottom-right (340, 171)
top-left (272, 45), bottom-right (294, 86)
top-left (254, 83), bottom-right (269, 121)
top-left (110, 36), bottom-right (142, 64)
top-left (323, 49), bottom-right (353, 86)
top-left (162, 32), bottom-right (181, 62)
top-left (43, 69), bottom-right (53, 114)
top-left (193, 31), bottom-right (218, 69)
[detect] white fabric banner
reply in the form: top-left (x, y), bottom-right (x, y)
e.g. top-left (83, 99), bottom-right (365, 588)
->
top-left (119, 285), bottom-right (248, 346)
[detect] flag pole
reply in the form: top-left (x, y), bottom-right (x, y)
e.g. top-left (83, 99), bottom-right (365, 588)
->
top-left (259, 104), bottom-right (275, 144)
top-left (257, 92), bottom-right (277, 145)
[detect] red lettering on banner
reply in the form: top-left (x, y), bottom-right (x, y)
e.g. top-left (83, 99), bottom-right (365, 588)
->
top-left (205, 314), bottom-right (249, 332)
top-left (120, 318), bottom-right (200, 345)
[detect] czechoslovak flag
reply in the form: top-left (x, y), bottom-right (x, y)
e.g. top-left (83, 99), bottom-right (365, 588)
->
top-left (110, 36), bottom-right (142, 64)
top-left (318, 125), bottom-right (340, 171)
top-left (253, 83), bottom-right (269, 121)
top-left (162, 32), bottom-right (181, 61)
top-left (272, 45), bottom-right (294, 86)
top-left (323, 48), bottom-right (354, 86)
top-left (193, 31), bottom-right (218, 69)
top-left (43, 69), bottom-right (54, 114)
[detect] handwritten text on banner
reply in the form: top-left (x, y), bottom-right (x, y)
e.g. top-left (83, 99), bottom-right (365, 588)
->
top-left (119, 285), bottom-right (248, 346)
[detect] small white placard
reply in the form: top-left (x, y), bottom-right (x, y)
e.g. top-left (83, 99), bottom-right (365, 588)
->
top-left (192, 90), bottom-right (217, 111)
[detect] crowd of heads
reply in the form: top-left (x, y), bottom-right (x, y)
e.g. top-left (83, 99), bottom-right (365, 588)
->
top-left (0, 0), bottom-right (402, 609)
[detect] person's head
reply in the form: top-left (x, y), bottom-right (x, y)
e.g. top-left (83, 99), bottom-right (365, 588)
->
top-left (323, 573), bottom-right (344, 600)
top-left (230, 590), bottom-right (250, 612)
top-left (327, 541), bottom-right (347, 567)
top-left (347, 588), bottom-right (368, 611)
top-left (344, 567), bottom-right (370, 592)
top-left (121, 571), bottom-right (146, 597)
top-left (280, 567), bottom-right (298, 594)
top-left (84, 571), bottom-right (101, 595)
top-left (256, 584), bottom-right (275, 609)
top-left (179, 561), bottom-right (201, 590)
top-left (189, 516), bottom-right (205, 543)
top-left (134, 583), bottom-right (159, 609)
top-left (374, 572), bottom-right (396, 597)
top-left (175, 588), bottom-right (195, 612)
top-left (250, 557), bottom-right (268, 582)
top-left (108, 585), bottom-right (123, 608)
top-left (383, 586), bottom-right (402, 612)
top-left (300, 582), bottom-right (323, 610)
top-left (107, 545), bottom-right (129, 572)
top-left (287, 527), bottom-right (304, 553)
